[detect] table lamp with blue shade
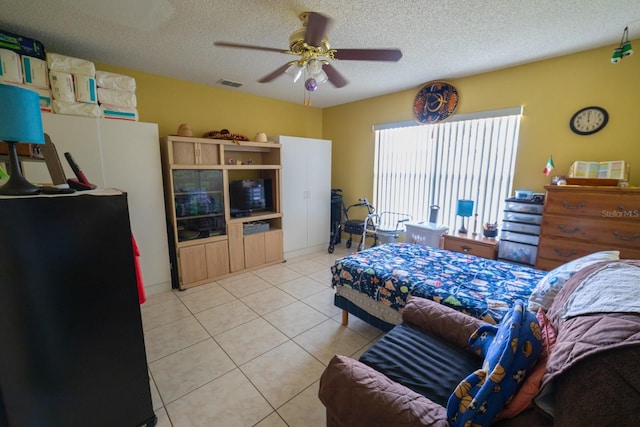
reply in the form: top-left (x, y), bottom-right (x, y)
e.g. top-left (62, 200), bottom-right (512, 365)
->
top-left (456, 199), bottom-right (474, 234)
top-left (0, 84), bottom-right (44, 195)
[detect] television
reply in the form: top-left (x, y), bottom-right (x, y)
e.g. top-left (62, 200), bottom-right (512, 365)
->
top-left (229, 179), bottom-right (270, 215)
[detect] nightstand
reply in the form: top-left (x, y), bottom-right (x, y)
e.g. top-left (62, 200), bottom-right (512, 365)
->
top-left (442, 232), bottom-right (498, 260)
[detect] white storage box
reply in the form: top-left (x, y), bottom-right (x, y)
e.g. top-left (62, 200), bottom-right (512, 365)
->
top-left (405, 222), bottom-right (448, 248)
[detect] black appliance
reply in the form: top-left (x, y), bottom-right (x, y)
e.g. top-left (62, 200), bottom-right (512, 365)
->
top-left (0, 191), bottom-right (156, 427)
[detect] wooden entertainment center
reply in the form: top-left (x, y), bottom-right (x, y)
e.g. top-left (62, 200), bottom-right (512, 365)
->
top-left (160, 135), bottom-right (283, 289)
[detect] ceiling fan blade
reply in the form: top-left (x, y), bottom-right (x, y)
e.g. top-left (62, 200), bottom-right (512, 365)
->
top-left (304, 12), bottom-right (331, 46)
top-left (333, 48), bottom-right (403, 62)
top-left (214, 41), bottom-right (286, 54)
top-left (323, 63), bottom-right (348, 88)
top-left (258, 63), bottom-right (291, 83)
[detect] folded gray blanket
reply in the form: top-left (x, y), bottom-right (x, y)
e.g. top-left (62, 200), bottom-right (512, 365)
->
top-left (559, 261), bottom-right (640, 319)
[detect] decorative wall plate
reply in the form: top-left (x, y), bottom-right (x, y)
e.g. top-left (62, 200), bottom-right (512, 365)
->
top-left (413, 81), bottom-right (459, 124)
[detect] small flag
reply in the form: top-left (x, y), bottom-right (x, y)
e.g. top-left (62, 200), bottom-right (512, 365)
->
top-left (543, 156), bottom-right (554, 176)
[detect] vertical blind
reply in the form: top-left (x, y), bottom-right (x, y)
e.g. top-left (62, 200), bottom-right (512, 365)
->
top-left (373, 112), bottom-right (521, 233)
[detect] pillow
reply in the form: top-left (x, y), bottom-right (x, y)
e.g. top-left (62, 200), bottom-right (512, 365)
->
top-left (495, 308), bottom-right (558, 420)
top-left (447, 301), bottom-right (543, 427)
top-left (528, 251), bottom-right (620, 313)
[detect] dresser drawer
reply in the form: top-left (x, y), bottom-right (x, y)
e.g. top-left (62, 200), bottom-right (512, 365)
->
top-left (536, 236), bottom-right (640, 268)
top-left (544, 188), bottom-right (640, 220)
top-left (541, 214), bottom-right (640, 248)
top-left (535, 257), bottom-right (565, 272)
top-left (443, 235), bottom-right (497, 259)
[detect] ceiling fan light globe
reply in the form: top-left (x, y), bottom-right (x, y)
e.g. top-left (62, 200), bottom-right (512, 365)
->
top-left (304, 77), bottom-right (318, 92)
top-left (315, 69), bottom-right (328, 84)
top-left (306, 58), bottom-right (323, 75)
top-left (285, 63), bottom-right (303, 82)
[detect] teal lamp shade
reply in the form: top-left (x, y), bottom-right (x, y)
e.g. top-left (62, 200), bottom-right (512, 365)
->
top-left (0, 85), bottom-right (44, 144)
top-left (456, 199), bottom-right (474, 217)
top-left (456, 199), bottom-right (474, 233)
top-left (0, 84), bottom-right (44, 195)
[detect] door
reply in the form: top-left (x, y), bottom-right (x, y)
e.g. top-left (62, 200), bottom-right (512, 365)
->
top-left (178, 245), bottom-right (208, 286)
top-left (206, 240), bottom-right (230, 278)
top-left (244, 233), bottom-right (266, 268)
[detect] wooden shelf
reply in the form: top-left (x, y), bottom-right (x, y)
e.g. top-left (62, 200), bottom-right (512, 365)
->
top-left (160, 135), bottom-right (284, 290)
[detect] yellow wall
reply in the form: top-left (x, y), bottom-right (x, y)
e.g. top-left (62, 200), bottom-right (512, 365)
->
top-left (323, 41), bottom-right (640, 205)
top-left (95, 40), bottom-right (639, 209)
top-left (94, 64), bottom-right (324, 140)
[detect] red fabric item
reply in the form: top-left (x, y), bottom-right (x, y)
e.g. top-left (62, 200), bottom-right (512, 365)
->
top-left (132, 235), bottom-right (146, 304)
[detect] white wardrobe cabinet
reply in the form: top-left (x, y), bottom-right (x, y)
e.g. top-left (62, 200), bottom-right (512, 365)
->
top-left (23, 113), bottom-right (172, 292)
top-left (277, 135), bottom-right (331, 256)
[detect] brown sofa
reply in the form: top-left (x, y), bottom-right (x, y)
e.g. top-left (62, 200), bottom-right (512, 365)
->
top-left (318, 260), bottom-right (640, 427)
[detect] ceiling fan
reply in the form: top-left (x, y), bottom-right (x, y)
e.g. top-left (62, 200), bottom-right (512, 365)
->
top-left (214, 12), bottom-right (402, 93)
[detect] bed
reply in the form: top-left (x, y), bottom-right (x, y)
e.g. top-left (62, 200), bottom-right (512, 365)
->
top-left (331, 242), bottom-right (546, 331)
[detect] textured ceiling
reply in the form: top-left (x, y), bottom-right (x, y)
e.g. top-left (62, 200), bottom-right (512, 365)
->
top-left (2, 0), bottom-right (640, 108)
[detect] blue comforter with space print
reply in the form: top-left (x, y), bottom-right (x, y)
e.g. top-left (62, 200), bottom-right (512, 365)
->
top-left (331, 243), bottom-right (545, 324)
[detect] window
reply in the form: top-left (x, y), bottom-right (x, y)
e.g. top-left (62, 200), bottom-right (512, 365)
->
top-left (373, 108), bottom-right (522, 233)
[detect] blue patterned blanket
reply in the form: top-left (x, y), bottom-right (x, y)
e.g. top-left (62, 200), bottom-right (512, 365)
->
top-left (331, 243), bottom-right (545, 324)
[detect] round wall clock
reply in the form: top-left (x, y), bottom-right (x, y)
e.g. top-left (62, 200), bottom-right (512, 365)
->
top-left (413, 81), bottom-right (459, 124)
top-left (569, 106), bottom-right (609, 135)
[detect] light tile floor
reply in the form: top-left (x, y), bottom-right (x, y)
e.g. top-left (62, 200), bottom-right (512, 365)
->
top-left (141, 246), bottom-right (384, 427)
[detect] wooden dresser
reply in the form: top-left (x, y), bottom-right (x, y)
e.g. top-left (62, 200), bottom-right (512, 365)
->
top-left (536, 185), bottom-right (640, 271)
